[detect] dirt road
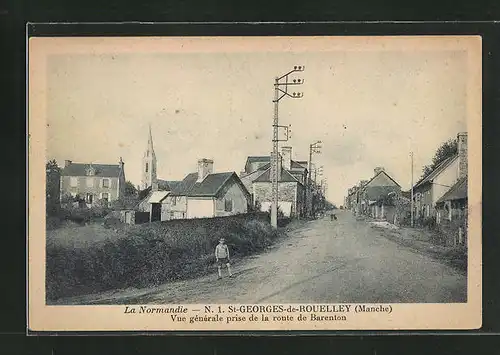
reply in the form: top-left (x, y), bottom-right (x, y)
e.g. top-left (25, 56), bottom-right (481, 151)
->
top-left (61, 210), bottom-right (467, 305)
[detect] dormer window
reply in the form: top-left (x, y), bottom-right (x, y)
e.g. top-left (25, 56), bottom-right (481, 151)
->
top-left (86, 166), bottom-right (96, 176)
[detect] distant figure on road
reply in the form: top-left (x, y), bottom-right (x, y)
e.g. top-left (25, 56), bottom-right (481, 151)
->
top-left (330, 213), bottom-right (337, 221)
top-left (215, 237), bottom-right (232, 279)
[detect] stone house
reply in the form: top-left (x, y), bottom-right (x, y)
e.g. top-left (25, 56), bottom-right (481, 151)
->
top-left (413, 132), bottom-right (467, 221)
top-left (59, 158), bottom-right (126, 207)
top-left (240, 146), bottom-right (308, 218)
top-left (138, 159), bottom-right (251, 221)
top-left (358, 167), bottom-right (401, 219)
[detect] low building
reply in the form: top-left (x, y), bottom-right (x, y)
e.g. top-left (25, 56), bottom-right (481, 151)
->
top-left (139, 159), bottom-right (251, 221)
top-left (413, 132), bottom-right (467, 220)
top-left (435, 177), bottom-right (467, 246)
top-left (59, 158), bottom-right (126, 207)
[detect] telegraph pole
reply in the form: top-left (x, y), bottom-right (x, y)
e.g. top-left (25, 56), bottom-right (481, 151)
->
top-left (410, 151), bottom-right (414, 227)
top-left (307, 141), bottom-right (322, 218)
top-left (270, 66), bottom-right (305, 228)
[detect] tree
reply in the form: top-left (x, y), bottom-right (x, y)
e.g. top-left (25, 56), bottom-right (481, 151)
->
top-left (124, 181), bottom-right (138, 196)
top-left (46, 160), bottom-right (61, 216)
top-left (421, 138), bottom-right (458, 179)
top-left (112, 181), bottom-right (140, 210)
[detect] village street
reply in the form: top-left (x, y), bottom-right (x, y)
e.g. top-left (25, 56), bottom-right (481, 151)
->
top-left (61, 210), bottom-right (467, 305)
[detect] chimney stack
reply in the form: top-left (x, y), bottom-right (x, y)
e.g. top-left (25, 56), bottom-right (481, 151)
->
top-left (197, 158), bottom-right (214, 182)
top-left (64, 160), bottom-right (72, 168)
top-left (457, 132), bottom-right (468, 179)
top-left (151, 179), bottom-right (159, 192)
top-left (119, 157), bottom-right (124, 169)
top-left (281, 146), bottom-right (292, 170)
top-left (374, 167), bottom-right (385, 176)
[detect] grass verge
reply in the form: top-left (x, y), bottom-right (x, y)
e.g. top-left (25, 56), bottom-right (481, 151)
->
top-left (46, 213), bottom-right (288, 302)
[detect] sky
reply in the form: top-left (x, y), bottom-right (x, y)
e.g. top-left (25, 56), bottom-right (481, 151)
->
top-left (45, 37), bottom-right (467, 206)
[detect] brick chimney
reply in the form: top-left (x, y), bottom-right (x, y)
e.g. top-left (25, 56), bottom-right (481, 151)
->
top-left (197, 158), bottom-right (214, 182)
top-left (64, 160), bottom-right (72, 167)
top-left (457, 132), bottom-right (468, 179)
top-left (119, 156), bottom-right (124, 170)
top-left (281, 146), bottom-right (292, 170)
top-left (374, 167), bottom-right (385, 176)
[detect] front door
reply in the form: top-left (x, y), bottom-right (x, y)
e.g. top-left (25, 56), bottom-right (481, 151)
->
top-left (151, 203), bottom-right (161, 222)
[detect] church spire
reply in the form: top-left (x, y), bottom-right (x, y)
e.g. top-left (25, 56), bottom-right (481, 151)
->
top-left (141, 123), bottom-right (157, 190)
top-left (147, 122), bottom-right (155, 154)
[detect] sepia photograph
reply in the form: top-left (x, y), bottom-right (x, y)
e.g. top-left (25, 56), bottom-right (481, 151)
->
top-left (28, 35), bottom-right (482, 331)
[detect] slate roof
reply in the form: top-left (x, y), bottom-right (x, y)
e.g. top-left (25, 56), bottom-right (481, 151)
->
top-left (414, 155), bottom-right (458, 189)
top-left (436, 177), bottom-right (467, 203)
top-left (157, 179), bottom-right (182, 191)
top-left (253, 167), bottom-right (302, 184)
top-left (363, 170), bottom-right (401, 189)
top-left (291, 161), bottom-right (307, 170)
top-left (246, 156), bottom-right (271, 164)
top-left (170, 172), bottom-right (246, 198)
top-left (170, 173), bottom-right (199, 195)
top-left (61, 163), bottom-right (122, 177)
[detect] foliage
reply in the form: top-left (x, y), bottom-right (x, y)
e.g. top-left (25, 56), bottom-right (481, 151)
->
top-left (124, 181), bottom-right (138, 196)
top-left (46, 213), bottom-right (283, 300)
top-left (421, 138), bottom-right (458, 179)
top-left (48, 205), bottom-right (110, 228)
top-left (422, 216), bottom-right (437, 230)
top-left (110, 196), bottom-right (140, 210)
top-left (267, 204), bottom-right (285, 218)
top-left (46, 160), bottom-right (61, 216)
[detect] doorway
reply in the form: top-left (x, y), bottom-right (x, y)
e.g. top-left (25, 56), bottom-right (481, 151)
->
top-left (151, 203), bottom-right (161, 222)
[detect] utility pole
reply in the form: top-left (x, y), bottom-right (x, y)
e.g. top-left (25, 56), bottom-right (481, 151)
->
top-left (270, 66), bottom-right (305, 228)
top-left (410, 151), bottom-right (414, 227)
top-left (307, 141), bottom-right (322, 218)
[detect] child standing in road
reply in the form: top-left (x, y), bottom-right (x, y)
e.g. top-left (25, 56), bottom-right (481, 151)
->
top-left (215, 238), bottom-right (232, 279)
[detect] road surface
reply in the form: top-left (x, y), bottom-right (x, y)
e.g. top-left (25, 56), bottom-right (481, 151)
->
top-left (63, 210), bottom-right (467, 305)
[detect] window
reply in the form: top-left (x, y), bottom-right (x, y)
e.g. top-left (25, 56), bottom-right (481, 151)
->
top-left (70, 177), bottom-right (78, 187)
top-left (85, 193), bottom-right (93, 204)
top-left (171, 196), bottom-right (177, 206)
top-left (145, 163), bottom-right (149, 173)
top-left (101, 192), bottom-right (109, 202)
top-left (102, 179), bottom-right (110, 188)
top-left (224, 199), bottom-right (233, 212)
top-left (86, 177), bottom-right (94, 188)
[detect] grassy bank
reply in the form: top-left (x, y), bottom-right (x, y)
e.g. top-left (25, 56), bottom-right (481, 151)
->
top-left (371, 224), bottom-right (467, 273)
top-left (46, 213), bottom-right (287, 301)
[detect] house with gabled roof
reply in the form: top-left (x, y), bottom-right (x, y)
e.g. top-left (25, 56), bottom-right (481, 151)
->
top-left (240, 146), bottom-right (308, 218)
top-left (138, 159), bottom-right (251, 221)
top-left (358, 167), bottom-right (401, 219)
top-left (435, 176), bottom-right (467, 246)
top-left (413, 132), bottom-right (467, 220)
top-left (59, 158), bottom-right (126, 207)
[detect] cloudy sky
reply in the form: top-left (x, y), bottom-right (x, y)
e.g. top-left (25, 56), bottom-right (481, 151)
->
top-left (45, 37), bottom-right (468, 206)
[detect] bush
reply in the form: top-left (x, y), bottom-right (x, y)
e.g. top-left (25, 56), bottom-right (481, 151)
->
top-left (422, 216), bottom-right (436, 230)
top-left (46, 213), bottom-right (283, 301)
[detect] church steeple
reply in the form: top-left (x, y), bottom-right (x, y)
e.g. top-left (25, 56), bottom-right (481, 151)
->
top-left (141, 123), bottom-right (157, 190)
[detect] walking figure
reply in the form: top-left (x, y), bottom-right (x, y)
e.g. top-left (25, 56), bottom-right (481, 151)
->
top-left (331, 213), bottom-right (337, 221)
top-left (215, 237), bottom-right (232, 279)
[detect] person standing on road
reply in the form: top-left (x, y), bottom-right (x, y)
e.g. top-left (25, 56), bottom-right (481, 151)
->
top-left (215, 237), bottom-right (232, 279)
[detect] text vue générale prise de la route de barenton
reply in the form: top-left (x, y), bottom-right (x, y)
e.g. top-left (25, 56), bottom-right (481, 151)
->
top-left (123, 304), bottom-right (393, 324)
